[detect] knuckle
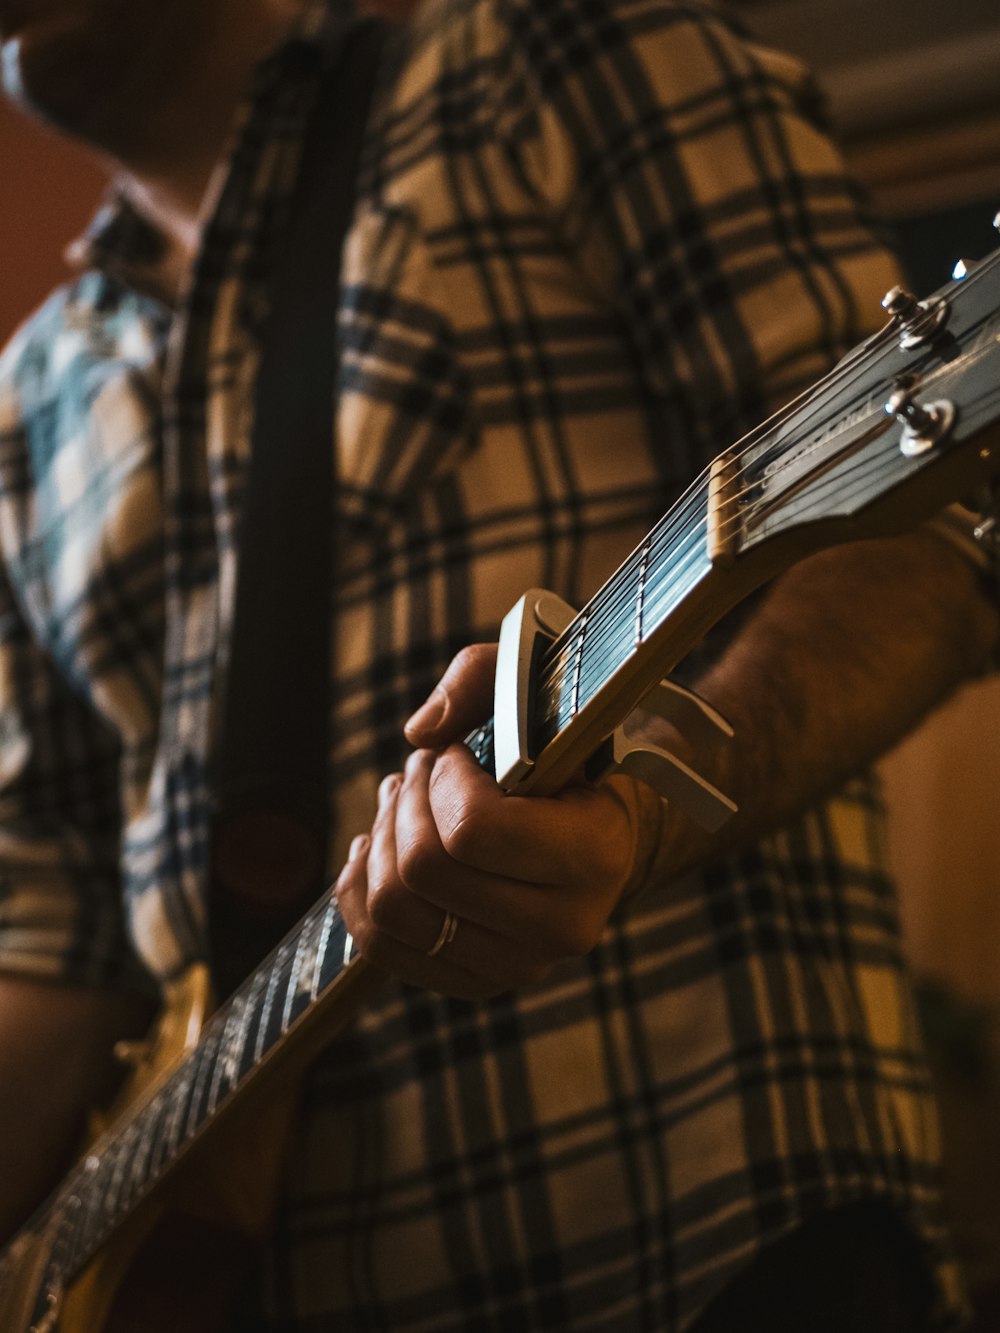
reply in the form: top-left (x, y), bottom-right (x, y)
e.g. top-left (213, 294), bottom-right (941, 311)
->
top-left (366, 876), bottom-right (404, 933)
top-left (451, 644), bottom-right (482, 674)
top-left (395, 831), bottom-right (442, 891)
top-left (449, 642), bottom-right (494, 680)
top-left (436, 799), bottom-right (485, 865)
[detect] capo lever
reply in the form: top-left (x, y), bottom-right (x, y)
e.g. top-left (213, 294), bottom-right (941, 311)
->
top-left (493, 587), bottom-right (738, 830)
top-left (590, 680), bottom-right (737, 832)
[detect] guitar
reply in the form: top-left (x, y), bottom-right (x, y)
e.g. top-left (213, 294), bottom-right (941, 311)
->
top-left (2, 246), bottom-right (1000, 1332)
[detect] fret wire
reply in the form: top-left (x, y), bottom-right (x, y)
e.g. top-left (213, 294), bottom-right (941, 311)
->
top-left (635, 533), bottom-right (650, 646)
top-left (141, 1090), bottom-right (173, 1182)
top-left (536, 481), bottom-right (712, 702)
top-left (183, 1035), bottom-right (215, 1139)
top-left (578, 525), bottom-right (707, 689)
top-left (316, 909), bottom-right (350, 991)
top-left (577, 553), bottom-right (644, 665)
top-left (254, 948), bottom-right (285, 1063)
top-left (281, 922), bottom-right (311, 1033)
top-left (207, 994), bottom-right (246, 1116)
top-left (572, 527), bottom-right (710, 713)
top-left (66, 1160), bottom-right (101, 1276)
top-left (532, 527), bottom-right (710, 749)
top-left (256, 940), bottom-right (299, 1062)
top-left (312, 897), bottom-right (338, 1000)
top-left (236, 969), bottom-right (263, 1047)
top-left (236, 971), bottom-right (267, 1081)
top-left (127, 1114), bottom-right (154, 1201)
top-left (577, 542), bottom-right (709, 715)
top-left (104, 1128), bottom-right (133, 1222)
top-left (164, 1060), bottom-right (195, 1161)
top-left (570, 615), bottom-right (587, 716)
top-left (639, 538), bottom-right (711, 630)
top-left (88, 1152), bottom-right (113, 1240)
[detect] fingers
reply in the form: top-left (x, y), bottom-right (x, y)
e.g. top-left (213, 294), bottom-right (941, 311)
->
top-left (421, 743), bottom-right (637, 898)
top-left (335, 774), bottom-right (552, 998)
top-left (334, 746), bottom-right (646, 999)
top-left (403, 644), bottom-right (498, 750)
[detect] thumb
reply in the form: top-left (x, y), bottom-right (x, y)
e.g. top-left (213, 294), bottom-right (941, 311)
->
top-left (404, 643), bottom-right (498, 749)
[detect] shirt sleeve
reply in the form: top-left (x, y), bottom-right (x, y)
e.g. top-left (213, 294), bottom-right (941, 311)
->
top-left (0, 555), bottom-right (143, 989)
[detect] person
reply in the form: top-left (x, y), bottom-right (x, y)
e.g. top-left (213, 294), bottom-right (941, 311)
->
top-left (0, 0), bottom-right (996, 1328)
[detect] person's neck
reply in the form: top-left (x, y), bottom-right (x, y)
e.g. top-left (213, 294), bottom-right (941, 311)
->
top-left (114, 2), bottom-right (306, 283)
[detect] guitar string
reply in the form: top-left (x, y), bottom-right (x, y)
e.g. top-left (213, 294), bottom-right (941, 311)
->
top-left (551, 380), bottom-right (996, 722)
top-left (535, 246), bottom-right (1000, 687)
top-left (472, 308), bottom-right (999, 763)
top-left (533, 318), bottom-right (998, 712)
top-left (541, 270), bottom-right (1000, 694)
top-left (531, 322), bottom-right (910, 685)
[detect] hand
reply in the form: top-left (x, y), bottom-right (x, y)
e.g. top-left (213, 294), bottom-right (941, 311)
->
top-left (334, 645), bottom-right (658, 999)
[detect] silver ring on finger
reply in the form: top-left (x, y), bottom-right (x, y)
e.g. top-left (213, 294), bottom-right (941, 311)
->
top-left (426, 909), bottom-right (459, 957)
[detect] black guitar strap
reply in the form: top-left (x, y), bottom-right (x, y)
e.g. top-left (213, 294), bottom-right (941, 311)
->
top-left (211, 19), bottom-right (386, 995)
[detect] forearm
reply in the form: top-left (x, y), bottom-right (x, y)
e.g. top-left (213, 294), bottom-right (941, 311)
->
top-left (638, 529), bottom-right (1000, 883)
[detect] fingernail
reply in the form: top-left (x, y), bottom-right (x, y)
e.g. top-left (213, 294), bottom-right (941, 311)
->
top-left (405, 687), bottom-right (446, 738)
top-left (378, 773), bottom-right (401, 807)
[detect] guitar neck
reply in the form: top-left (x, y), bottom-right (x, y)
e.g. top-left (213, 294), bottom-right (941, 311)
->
top-left (18, 906), bottom-right (381, 1287)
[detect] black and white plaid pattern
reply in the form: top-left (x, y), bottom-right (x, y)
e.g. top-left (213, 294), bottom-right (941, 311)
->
top-left (0, 0), bottom-right (964, 1326)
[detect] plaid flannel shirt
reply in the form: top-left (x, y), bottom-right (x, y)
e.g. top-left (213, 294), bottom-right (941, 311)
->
top-left (0, 0), bottom-right (966, 1326)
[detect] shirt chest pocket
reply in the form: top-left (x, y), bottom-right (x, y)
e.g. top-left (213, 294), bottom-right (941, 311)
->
top-left (334, 204), bottom-right (477, 528)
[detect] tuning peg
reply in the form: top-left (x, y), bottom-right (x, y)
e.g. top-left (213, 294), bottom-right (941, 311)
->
top-left (881, 285), bottom-right (950, 349)
top-left (884, 386), bottom-right (955, 457)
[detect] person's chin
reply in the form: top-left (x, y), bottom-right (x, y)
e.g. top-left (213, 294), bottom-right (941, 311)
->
top-left (1, 24), bottom-right (108, 142)
top-left (0, 34), bottom-right (23, 100)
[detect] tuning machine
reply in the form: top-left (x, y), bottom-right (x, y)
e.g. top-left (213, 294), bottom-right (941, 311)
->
top-left (884, 383), bottom-right (956, 457)
top-left (881, 284), bottom-right (950, 350)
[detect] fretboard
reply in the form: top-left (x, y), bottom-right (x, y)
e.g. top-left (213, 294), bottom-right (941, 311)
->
top-left (28, 894), bottom-right (355, 1289)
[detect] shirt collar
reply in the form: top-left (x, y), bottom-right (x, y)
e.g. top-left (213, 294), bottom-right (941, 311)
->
top-left (66, 0), bottom-right (356, 302)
